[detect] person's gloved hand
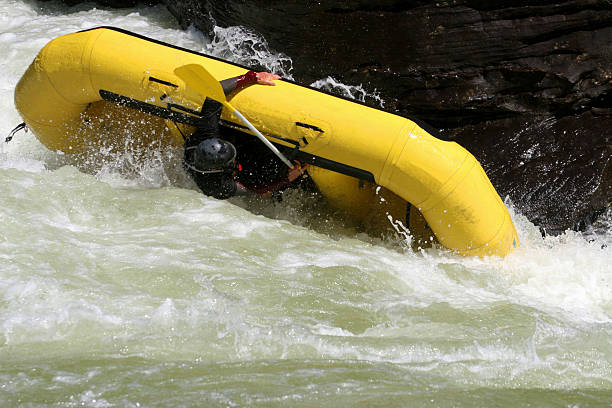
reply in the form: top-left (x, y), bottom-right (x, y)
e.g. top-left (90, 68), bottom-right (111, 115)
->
top-left (255, 72), bottom-right (281, 86)
top-left (288, 161), bottom-right (308, 182)
top-left (236, 71), bottom-right (281, 90)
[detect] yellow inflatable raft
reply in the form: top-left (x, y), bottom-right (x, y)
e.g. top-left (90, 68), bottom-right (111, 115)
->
top-left (14, 27), bottom-right (519, 257)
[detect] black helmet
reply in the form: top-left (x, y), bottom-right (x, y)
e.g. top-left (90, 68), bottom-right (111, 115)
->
top-left (186, 138), bottom-right (237, 174)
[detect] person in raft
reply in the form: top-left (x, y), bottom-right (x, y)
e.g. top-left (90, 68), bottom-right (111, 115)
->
top-left (183, 70), bottom-right (308, 199)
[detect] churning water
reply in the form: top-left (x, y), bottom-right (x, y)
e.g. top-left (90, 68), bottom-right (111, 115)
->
top-left (1, 1), bottom-right (610, 407)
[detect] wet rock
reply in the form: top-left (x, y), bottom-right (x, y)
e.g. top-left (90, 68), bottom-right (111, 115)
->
top-left (164, 0), bottom-right (611, 233)
top-left (450, 111), bottom-right (611, 234)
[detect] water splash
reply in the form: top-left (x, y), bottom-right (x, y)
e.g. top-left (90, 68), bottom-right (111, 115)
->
top-left (310, 76), bottom-right (386, 108)
top-left (205, 25), bottom-right (294, 79)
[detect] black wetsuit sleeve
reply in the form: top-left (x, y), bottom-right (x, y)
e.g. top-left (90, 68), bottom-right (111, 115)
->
top-left (220, 77), bottom-right (238, 95)
top-left (184, 77), bottom-right (239, 148)
top-left (184, 97), bottom-right (223, 148)
top-left (192, 172), bottom-right (238, 200)
top-left (183, 73), bottom-right (252, 199)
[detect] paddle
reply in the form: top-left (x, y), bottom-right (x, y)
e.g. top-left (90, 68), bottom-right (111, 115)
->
top-left (174, 64), bottom-right (293, 168)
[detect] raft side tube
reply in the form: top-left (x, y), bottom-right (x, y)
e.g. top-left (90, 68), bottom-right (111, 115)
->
top-left (380, 125), bottom-right (518, 256)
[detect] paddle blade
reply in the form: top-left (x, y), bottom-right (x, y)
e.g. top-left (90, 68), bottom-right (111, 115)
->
top-left (174, 64), bottom-right (227, 103)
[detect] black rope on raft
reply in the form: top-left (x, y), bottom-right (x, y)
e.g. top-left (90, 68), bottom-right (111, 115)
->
top-left (6, 122), bottom-right (27, 143)
top-left (173, 121), bottom-right (187, 141)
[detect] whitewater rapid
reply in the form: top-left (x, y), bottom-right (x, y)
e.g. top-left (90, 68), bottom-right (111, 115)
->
top-left (1, 1), bottom-right (610, 407)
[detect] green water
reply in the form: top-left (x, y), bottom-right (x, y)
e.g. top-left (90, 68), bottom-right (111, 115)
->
top-left (1, 1), bottom-right (611, 406)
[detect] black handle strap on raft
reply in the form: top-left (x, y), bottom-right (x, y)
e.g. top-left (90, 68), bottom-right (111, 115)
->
top-left (100, 90), bottom-right (202, 126)
top-left (6, 122), bottom-right (27, 143)
top-left (295, 122), bottom-right (324, 133)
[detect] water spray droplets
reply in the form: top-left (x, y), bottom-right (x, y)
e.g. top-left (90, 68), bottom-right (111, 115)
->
top-left (310, 76), bottom-right (385, 108)
top-left (205, 26), bottom-right (294, 79)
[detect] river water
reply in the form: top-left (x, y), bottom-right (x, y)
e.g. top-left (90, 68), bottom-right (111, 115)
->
top-left (1, 1), bottom-right (611, 407)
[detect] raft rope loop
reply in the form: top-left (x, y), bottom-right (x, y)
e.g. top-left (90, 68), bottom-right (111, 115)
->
top-left (172, 120), bottom-right (187, 141)
top-left (6, 122), bottom-right (27, 143)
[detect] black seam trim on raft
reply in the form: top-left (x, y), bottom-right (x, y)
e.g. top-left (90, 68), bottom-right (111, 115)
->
top-left (148, 76), bottom-right (179, 88)
top-left (98, 89), bottom-right (375, 183)
top-left (77, 25), bottom-right (440, 137)
top-left (288, 150), bottom-right (375, 183)
top-left (100, 89), bottom-right (201, 126)
top-left (295, 122), bottom-right (324, 133)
